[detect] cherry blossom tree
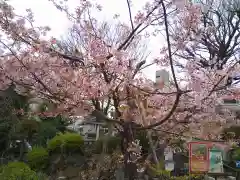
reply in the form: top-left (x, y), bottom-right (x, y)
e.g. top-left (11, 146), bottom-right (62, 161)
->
top-left (0, 0), bottom-right (239, 178)
top-left (174, 0), bottom-right (240, 70)
top-left (168, 0), bottom-right (240, 140)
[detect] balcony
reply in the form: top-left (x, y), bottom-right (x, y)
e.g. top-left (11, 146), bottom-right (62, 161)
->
top-left (218, 75), bottom-right (240, 112)
top-left (221, 99), bottom-right (240, 112)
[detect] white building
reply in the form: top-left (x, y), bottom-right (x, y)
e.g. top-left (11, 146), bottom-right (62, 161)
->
top-left (67, 115), bottom-right (109, 143)
top-left (217, 74), bottom-right (240, 123)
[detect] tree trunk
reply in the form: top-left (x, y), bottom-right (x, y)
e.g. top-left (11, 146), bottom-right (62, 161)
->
top-left (147, 131), bottom-right (158, 164)
top-left (121, 122), bottom-right (138, 180)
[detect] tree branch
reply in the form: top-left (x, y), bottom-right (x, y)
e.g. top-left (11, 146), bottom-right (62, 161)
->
top-left (140, 91), bottom-right (182, 130)
top-left (117, 0), bottom-right (162, 51)
top-left (126, 0), bottom-right (134, 30)
top-left (161, 0), bottom-right (179, 90)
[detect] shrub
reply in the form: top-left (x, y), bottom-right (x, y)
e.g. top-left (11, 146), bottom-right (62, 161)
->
top-left (36, 172), bottom-right (49, 180)
top-left (148, 161), bottom-right (203, 180)
top-left (47, 132), bottom-right (84, 153)
top-left (170, 175), bottom-right (204, 180)
top-left (26, 146), bottom-right (49, 170)
top-left (232, 147), bottom-right (240, 161)
top-left (0, 161), bottom-right (38, 180)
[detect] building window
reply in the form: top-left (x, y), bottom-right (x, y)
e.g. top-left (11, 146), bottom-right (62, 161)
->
top-left (103, 128), bottom-right (108, 133)
top-left (223, 99), bottom-right (238, 104)
top-left (87, 133), bottom-right (96, 139)
top-left (78, 127), bottom-right (83, 132)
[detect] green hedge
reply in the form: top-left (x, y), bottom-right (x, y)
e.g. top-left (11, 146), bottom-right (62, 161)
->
top-left (26, 146), bottom-right (49, 171)
top-left (0, 162), bottom-right (38, 180)
top-left (170, 175), bottom-right (204, 180)
top-left (232, 147), bottom-right (240, 161)
top-left (47, 132), bottom-right (84, 153)
top-left (148, 161), bottom-right (203, 180)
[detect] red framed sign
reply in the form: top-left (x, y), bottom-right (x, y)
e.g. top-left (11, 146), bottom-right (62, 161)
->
top-left (189, 141), bottom-right (210, 173)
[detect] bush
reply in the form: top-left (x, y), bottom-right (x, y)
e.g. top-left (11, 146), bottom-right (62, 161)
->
top-left (169, 175), bottom-right (203, 180)
top-left (26, 146), bottom-right (49, 170)
top-left (36, 172), bottom-right (49, 180)
top-left (0, 161), bottom-right (38, 180)
top-left (47, 132), bottom-right (84, 153)
top-left (232, 147), bottom-right (240, 161)
top-left (148, 161), bottom-right (203, 180)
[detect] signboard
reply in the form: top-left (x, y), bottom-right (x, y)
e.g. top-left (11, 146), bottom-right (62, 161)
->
top-left (236, 161), bottom-right (240, 168)
top-left (165, 162), bottom-right (175, 171)
top-left (164, 147), bottom-right (174, 171)
top-left (209, 149), bottom-right (224, 173)
top-left (189, 142), bottom-right (209, 173)
top-left (189, 141), bottom-right (230, 174)
top-left (164, 147), bottom-right (173, 161)
top-left (208, 142), bottom-right (230, 161)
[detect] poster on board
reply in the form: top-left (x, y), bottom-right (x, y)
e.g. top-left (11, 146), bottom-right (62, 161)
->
top-left (209, 150), bottom-right (224, 173)
top-left (189, 142), bottom-right (209, 173)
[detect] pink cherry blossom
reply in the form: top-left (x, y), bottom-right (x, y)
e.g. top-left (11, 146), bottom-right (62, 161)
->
top-left (0, 0), bottom-right (238, 141)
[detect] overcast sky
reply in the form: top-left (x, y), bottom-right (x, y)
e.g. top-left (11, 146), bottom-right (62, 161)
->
top-left (8, 0), bottom-right (174, 80)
